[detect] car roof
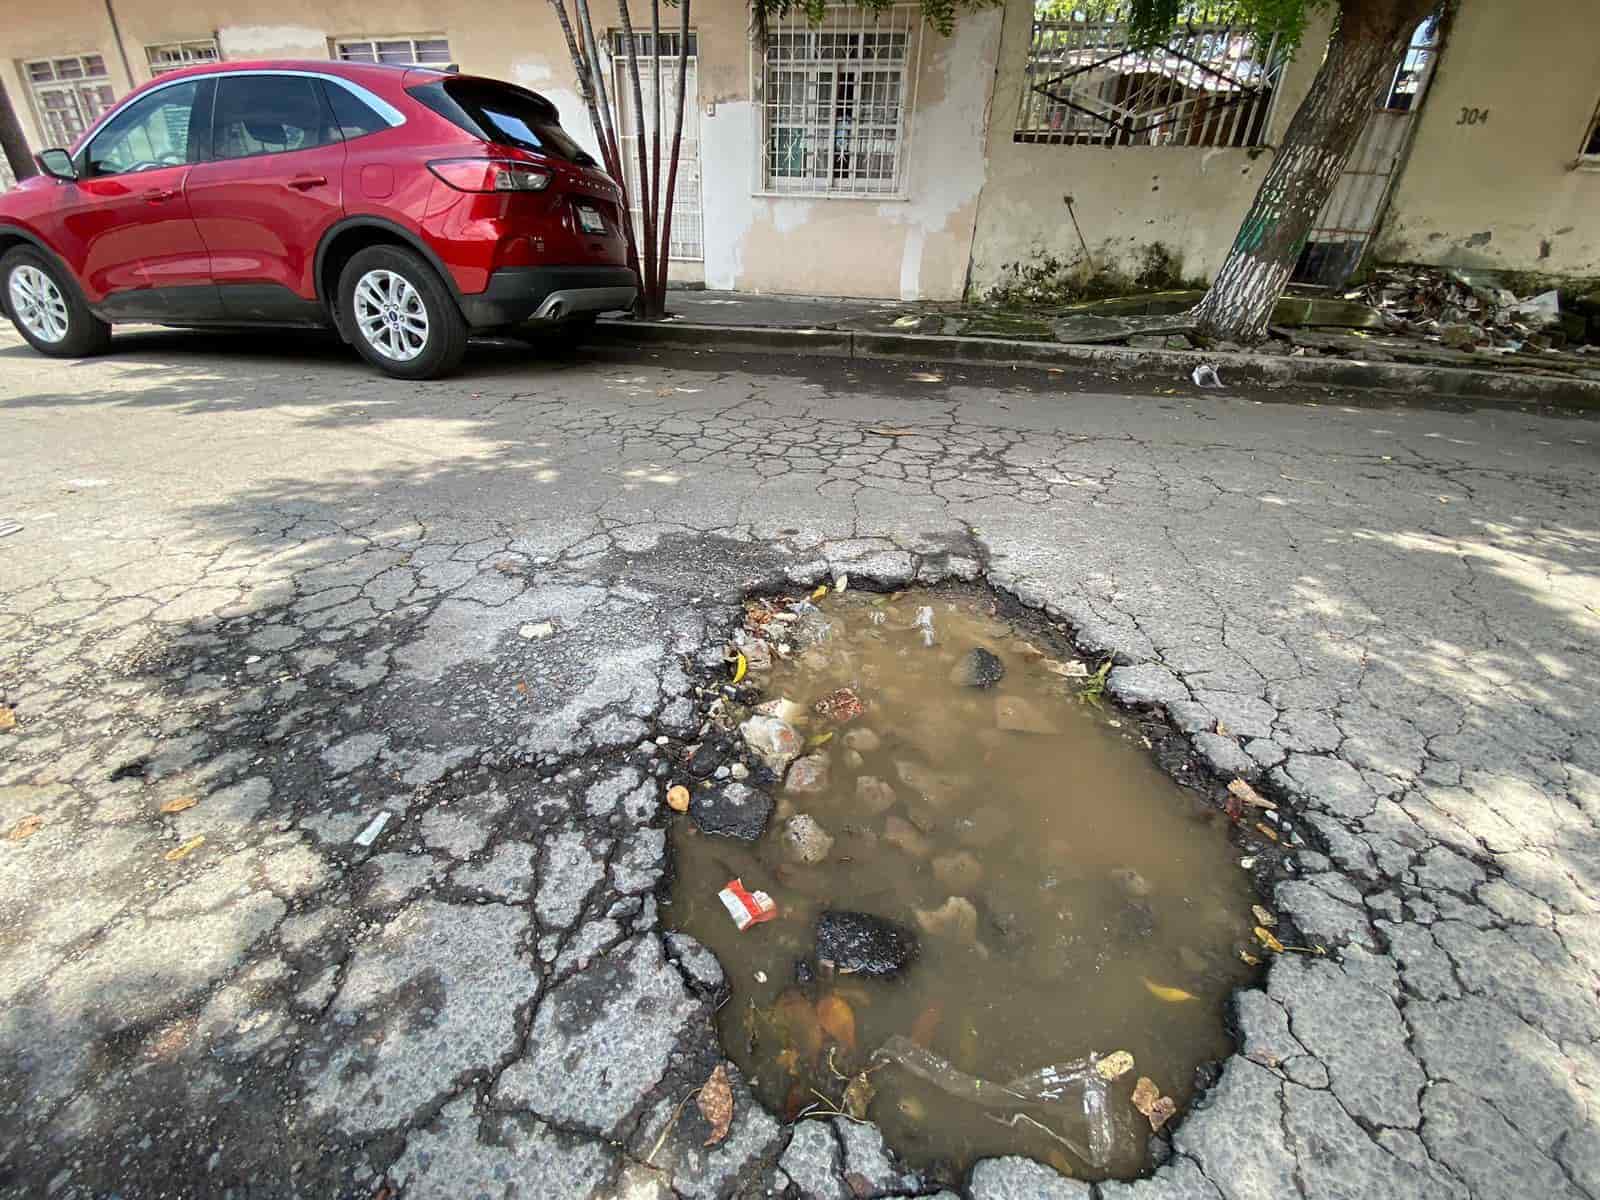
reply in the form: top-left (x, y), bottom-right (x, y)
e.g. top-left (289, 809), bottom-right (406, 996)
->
top-left (136, 58), bottom-right (452, 88)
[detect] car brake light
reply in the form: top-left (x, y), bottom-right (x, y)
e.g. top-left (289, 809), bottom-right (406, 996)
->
top-left (427, 158), bottom-right (552, 192)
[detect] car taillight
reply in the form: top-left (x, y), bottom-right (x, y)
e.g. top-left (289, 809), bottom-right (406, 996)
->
top-left (427, 158), bottom-right (552, 192)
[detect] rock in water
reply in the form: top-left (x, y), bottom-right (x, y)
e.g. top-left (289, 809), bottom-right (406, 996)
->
top-left (690, 782), bottom-right (774, 842)
top-left (783, 814), bottom-right (835, 864)
top-left (950, 647), bottom-right (1006, 688)
top-left (843, 727), bottom-right (882, 752)
top-left (994, 695), bottom-right (1054, 734)
top-left (933, 850), bottom-right (983, 890)
top-left (785, 753), bottom-right (831, 794)
top-left (855, 776), bottom-right (898, 815)
top-left (741, 715), bottom-right (803, 774)
top-left (816, 911), bottom-right (920, 978)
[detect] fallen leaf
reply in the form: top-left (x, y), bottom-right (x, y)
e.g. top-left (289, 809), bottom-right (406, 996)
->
top-left (1239, 949), bottom-right (1262, 965)
top-left (159, 796), bottom-right (198, 815)
top-left (7, 814), bottom-right (43, 841)
top-left (666, 785), bottom-right (690, 813)
top-left (841, 1070), bottom-right (876, 1119)
top-left (1131, 1076), bottom-right (1177, 1131)
top-left (776, 1047), bottom-right (801, 1075)
top-left (816, 992), bottom-right (858, 1055)
top-left (776, 989), bottom-right (823, 1062)
top-left (1096, 1050), bottom-right (1135, 1081)
top-left (909, 1001), bottom-right (942, 1048)
top-left (164, 835), bottom-right (206, 862)
top-left (1251, 904), bottom-right (1277, 928)
top-left (807, 730), bottom-right (835, 749)
top-left (1141, 977), bottom-right (1197, 1003)
top-left (1227, 779), bottom-right (1274, 809)
top-left (1255, 925), bottom-right (1286, 953)
top-left (1215, 720), bottom-right (1231, 737)
top-left (865, 427), bottom-right (916, 437)
top-left (1254, 821), bottom-right (1280, 843)
top-left (697, 1064), bottom-right (734, 1146)
top-left (0, 705), bottom-right (15, 731)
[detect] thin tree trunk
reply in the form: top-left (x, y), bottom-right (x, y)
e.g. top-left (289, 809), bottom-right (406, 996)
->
top-left (0, 79), bottom-right (34, 184)
top-left (569, 0), bottom-right (640, 286)
top-left (617, 0), bottom-right (659, 320)
top-left (547, 0), bottom-right (606, 163)
top-left (656, 0), bottom-right (691, 305)
top-left (1191, 0), bottom-right (1433, 343)
top-left (647, 0), bottom-right (664, 315)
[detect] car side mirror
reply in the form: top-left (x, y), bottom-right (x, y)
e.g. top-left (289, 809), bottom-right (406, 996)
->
top-left (35, 149), bottom-right (78, 182)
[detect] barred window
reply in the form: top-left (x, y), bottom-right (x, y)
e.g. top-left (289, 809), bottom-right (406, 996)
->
top-left (22, 55), bottom-right (117, 148)
top-left (758, 5), bottom-right (919, 197)
top-left (335, 36), bottom-right (452, 67)
top-left (146, 40), bottom-right (221, 76)
top-left (1015, 5), bottom-right (1285, 148)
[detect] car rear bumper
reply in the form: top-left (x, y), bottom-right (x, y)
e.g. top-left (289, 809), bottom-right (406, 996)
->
top-left (459, 265), bottom-right (637, 328)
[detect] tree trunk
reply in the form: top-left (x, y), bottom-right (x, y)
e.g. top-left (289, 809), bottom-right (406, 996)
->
top-left (1191, 0), bottom-right (1434, 343)
top-left (645, 0), bottom-right (664, 315)
top-left (656, 0), bottom-right (691, 305)
top-left (617, 1), bottom-right (660, 320)
top-left (0, 79), bottom-right (36, 183)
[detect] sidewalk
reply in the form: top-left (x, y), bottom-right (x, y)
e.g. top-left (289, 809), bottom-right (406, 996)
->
top-left (599, 289), bottom-right (1600, 408)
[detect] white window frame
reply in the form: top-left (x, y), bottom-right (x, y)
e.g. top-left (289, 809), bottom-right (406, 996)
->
top-left (752, 4), bottom-right (923, 200)
top-left (609, 31), bottom-right (705, 261)
top-left (22, 54), bottom-right (118, 149)
top-left (146, 39), bottom-right (221, 77)
top-left (333, 36), bottom-right (453, 67)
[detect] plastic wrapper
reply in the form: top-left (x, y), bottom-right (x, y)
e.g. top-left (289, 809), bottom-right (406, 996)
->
top-left (871, 1035), bottom-right (1130, 1169)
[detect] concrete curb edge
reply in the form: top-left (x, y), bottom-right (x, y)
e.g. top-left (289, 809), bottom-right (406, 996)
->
top-left (596, 319), bottom-right (1600, 408)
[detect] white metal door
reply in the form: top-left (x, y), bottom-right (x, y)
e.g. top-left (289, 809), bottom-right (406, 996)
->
top-left (1293, 14), bottom-right (1441, 286)
top-left (612, 48), bottom-right (704, 261)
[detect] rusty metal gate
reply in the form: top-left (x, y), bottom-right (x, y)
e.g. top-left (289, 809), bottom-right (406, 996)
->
top-left (1293, 14), bottom-right (1441, 287)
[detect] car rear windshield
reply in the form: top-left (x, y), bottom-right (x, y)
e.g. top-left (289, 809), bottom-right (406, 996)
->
top-left (407, 77), bottom-right (595, 165)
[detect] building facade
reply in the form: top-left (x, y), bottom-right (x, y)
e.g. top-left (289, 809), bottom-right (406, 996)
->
top-left (2, 0), bottom-right (1598, 299)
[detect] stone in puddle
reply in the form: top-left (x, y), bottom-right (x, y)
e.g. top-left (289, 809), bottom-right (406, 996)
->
top-left (994, 695), bottom-right (1055, 734)
top-left (883, 815), bottom-right (932, 858)
top-left (741, 715), bottom-right (803, 774)
top-left (954, 804), bottom-right (1014, 848)
top-left (856, 775), bottom-right (898, 815)
top-left (950, 647), bottom-right (1006, 688)
top-left (785, 753), bottom-right (831, 794)
top-left (783, 814), bottom-right (835, 864)
top-left (915, 896), bottom-right (983, 951)
top-left (844, 727), bottom-right (882, 753)
top-left (689, 782), bottom-right (774, 842)
top-left (933, 850), bottom-right (983, 890)
top-left (753, 697), bottom-right (808, 726)
top-left (816, 910), bottom-right (920, 977)
top-left (894, 760), bottom-right (963, 806)
top-left (1111, 867), bottom-right (1152, 898)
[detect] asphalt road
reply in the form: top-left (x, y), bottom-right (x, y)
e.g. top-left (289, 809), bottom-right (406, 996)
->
top-left (1, 326), bottom-right (1597, 1200)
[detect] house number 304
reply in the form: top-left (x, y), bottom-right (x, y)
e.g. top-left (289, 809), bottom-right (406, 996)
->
top-left (1457, 107), bottom-right (1490, 126)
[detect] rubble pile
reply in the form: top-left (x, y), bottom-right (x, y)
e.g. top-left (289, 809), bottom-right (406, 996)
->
top-left (1355, 265), bottom-right (1594, 355)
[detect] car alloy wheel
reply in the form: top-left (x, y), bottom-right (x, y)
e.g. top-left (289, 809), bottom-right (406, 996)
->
top-left (8, 265), bottom-right (70, 344)
top-left (352, 268), bottom-right (430, 362)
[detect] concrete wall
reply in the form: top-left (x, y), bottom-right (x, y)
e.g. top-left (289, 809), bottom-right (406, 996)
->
top-left (1, 0), bottom-right (1000, 299)
top-left (966, 0), bottom-right (1333, 296)
top-left (1374, 0), bottom-right (1600, 278)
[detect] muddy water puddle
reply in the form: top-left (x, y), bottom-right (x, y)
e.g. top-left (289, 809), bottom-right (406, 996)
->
top-left (666, 587), bottom-right (1258, 1180)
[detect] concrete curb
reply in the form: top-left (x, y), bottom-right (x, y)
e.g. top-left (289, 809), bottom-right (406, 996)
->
top-left (597, 319), bottom-right (1600, 408)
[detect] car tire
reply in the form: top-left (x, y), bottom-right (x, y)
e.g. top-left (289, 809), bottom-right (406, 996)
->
top-left (1, 246), bottom-right (112, 358)
top-left (338, 245), bottom-right (468, 380)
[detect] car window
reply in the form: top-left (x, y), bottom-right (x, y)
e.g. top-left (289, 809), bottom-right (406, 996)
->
top-left (324, 83), bottom-right (390, 141)
top-left (213, 75), bottom-right (336, 159)
top-left (87, 81), bottom-right (201, 176)
top-left (406, 78), bottom-right (594, 165)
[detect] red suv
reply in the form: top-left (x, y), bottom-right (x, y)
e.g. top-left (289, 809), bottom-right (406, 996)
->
top-left (0, 60), bottom-right (635, 378)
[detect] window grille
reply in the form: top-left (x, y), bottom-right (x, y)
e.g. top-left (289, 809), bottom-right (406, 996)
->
top-left (610, 34), bottom-right (705, 260)
top-left (756, 4), bottom-right (921, 197)
top-left (146, 40), bottom-right (221, 76)
top-left (23, 55), bottom-right (117, 147)
top-left (335, 37), bottom-right (452, 67)
top-left (1015, 6), bottom-right (1284, 148)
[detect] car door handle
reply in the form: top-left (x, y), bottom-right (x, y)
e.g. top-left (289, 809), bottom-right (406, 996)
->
top-left (143, 187), bottom-right (178, 202)
top-left (286, 175), bottom-right (328, 191)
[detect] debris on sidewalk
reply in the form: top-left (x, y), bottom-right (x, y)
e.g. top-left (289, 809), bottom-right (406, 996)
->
top-left (1131, 1076), bottom-right (1177, 1131)
top-left (354, 811), bottom-right (392, 847)
top-left (0, 519), bottom-right (21, 538)
top-left (159, 795), bottom-right (198, 814)
top-left (164, 835), bottom-right (206, 862)
top-left (518, 621), bottom-right (555, 640)
top-left (1192, 364), bottom-right (1223, 388)
top-left (7, 814), bottom-right (43, 841)
top-left (697, 1063), bottom-right (734, 1145)
top-left (718, 877), bottom-right (778, 931)
top-left (666, 784), bottom-right (691, 812)
top-left (0, 704), bottom-right (16, 731)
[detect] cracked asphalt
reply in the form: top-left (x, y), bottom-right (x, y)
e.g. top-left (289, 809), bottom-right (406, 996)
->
top-left (1, 326), bottom-right (1597, 1200)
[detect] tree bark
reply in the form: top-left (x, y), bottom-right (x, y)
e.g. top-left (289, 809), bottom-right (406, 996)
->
top-left (646, 0), bottom-right (664, 315)
top-left (617, 0), bottom-right (660, 320)
top-left (0, 79), bottom-right (36, 183)
top-left (656, 0), bottom-right (691, 305)
top-left (1191, 0), bottom-right (1434, 343)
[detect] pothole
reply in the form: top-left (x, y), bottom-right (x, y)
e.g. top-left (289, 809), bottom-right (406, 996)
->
top-left (664, 581), bottom-right (1274, 1181)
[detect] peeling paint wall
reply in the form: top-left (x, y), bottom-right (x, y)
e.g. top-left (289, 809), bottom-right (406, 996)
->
top-left (1374, 0), bottom-right (1600, 278)
top-left (966, 0), bottom-right (1332, 296)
